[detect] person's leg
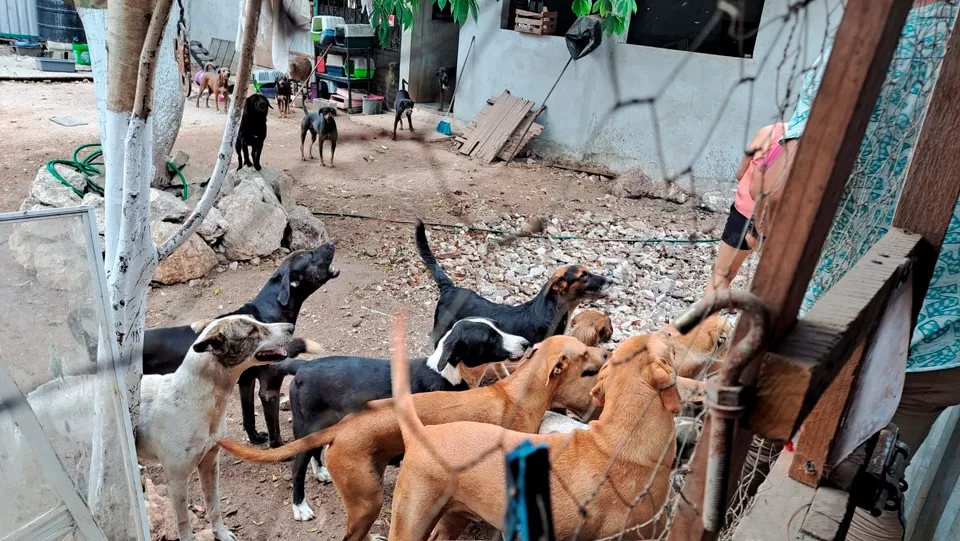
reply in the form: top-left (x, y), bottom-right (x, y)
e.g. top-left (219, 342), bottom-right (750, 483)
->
top-left (845, 365), bottom-right (960, 541)
top-left (708, 205), bottom-right (754, 295)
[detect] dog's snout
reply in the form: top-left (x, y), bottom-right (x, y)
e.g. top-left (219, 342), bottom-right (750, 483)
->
top-left (280, 323), bottom-right (295, 334)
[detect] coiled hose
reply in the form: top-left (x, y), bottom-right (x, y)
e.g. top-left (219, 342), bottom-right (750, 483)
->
top-left (46, 143), bottom-right (188, 200)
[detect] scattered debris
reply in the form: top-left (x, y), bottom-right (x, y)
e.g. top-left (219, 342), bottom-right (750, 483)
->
top-left (49, 115), bottom-right (88, 127)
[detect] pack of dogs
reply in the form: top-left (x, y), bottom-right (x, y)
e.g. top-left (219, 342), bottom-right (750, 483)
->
top-left (46, 214), bottom-right (724, 540)
top-left (217, 65), bottom-right (416, 171)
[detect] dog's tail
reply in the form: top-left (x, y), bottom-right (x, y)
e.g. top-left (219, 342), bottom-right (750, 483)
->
top-left (401, 79), bottom-right (408, 91)
top-left (219, 423), bottom-right (341, 463)
top-left (391, 311), bottom-right (425, 446)
top-left (414, 219), bottom-right (455, 292)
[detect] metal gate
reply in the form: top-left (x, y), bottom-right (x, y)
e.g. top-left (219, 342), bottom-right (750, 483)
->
top-left (0, 207), bottom-right (149, 541)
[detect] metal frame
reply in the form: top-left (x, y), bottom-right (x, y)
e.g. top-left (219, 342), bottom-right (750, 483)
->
top-left (0, 206), bottom-right (149, 541)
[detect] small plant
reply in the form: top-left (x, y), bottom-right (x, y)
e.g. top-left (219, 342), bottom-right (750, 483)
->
top-left (573, 0), bottom-right (638, 35)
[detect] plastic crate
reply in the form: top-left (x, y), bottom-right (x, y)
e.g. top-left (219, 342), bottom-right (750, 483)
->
top-left (253, 69), bottom-right (283, 85)
top-left (335, 24), bottom-right (376, 48)
top-left (326, 53), bottom-right (345, 67)
top-left (258, 83), bottom-right (277, 99)
top-left (349, 58), bottom-right (375, 79)
top-left (35, 58), bottom-right (76, 72)
top-left (326, 66), bottom-right (345, 77)
top-left (312, 16), bottom-right (344, 44)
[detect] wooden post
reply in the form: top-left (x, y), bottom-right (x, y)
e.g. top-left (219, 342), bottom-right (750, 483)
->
top-left (892, 14), bottom-right (960, 325)
top-left (668, 1), bottom-right (914, 539)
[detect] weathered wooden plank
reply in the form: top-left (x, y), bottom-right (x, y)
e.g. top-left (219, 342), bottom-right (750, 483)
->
top-left (479, 98), bottom-right (533, 162)
top-left (788, 343), bottom-right (865, 487)
top-left (460, 91), bottom-right (511, 155)
top-left (669, 1), bottom-right (916, 537)
top-left (472, 96), bottom-right (523, 160)
top-left (892, 17), bottom-right (960, 325)
top-left (748, 229), bottom-right (920, 441)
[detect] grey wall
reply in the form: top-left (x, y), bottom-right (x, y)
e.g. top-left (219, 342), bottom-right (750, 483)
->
top-left (400, 2), bottom-right (459, 103)
top-left (454, 0), bottom-right (844, 193)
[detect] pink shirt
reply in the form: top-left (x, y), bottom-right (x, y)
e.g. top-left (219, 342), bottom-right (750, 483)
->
top-left (734, 122), bottom-right (785, 217)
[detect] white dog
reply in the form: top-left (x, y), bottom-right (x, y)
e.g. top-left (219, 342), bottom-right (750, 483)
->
top-left (136, 315), bottom-right (315, 541)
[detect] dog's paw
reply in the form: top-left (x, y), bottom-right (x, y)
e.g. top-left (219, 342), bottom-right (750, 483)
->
top-left (269, 439), bottom-right (284, 449)
top-left (214, 525), bottom-right (238, 541)
top-left (369, 535), bottom-right (388, 541)
top-left (310, 457), bottom-right (332, 484)
top-left (292, 500), bottom-right (316, 521)
top-left (247, 431), bottom-right (269, 445)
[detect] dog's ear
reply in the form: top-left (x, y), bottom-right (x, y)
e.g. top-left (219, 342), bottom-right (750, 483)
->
top-left (277, 271), bottom-right (292, 305)
top-left (193, 330), bottom-right (226, 355)
top-left (190, 319), bottom-right (214, 333)
top-left (545, 345), bottom-right (579, 386)
top-left (435, 343), bottom-right (455, 371)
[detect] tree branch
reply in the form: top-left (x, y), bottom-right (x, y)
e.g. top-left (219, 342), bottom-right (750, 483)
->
top-left (158, 0), bottom-right (264, 259)
top-left (106, 0), bottom-right (152, 112)
top-left (132, 0), bottom-right (174, 119)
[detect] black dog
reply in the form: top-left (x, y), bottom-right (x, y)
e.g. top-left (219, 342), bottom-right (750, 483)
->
top-left (436, 66), bottom-right (456, 112)
top-left (415, 219), bottom-right (611, 347)
top-left (235, 93), bottom-right (271, 171)
top-left (393, 79), bottom-right (415, 141)
top-left (143, 242), bottom-right (340, 448)
top-left (300, 102), bottom-right (338, 166)
top-left (275, 74), bottom-right (292, 118)
top-left (275, 317), bottom-right (530, 520)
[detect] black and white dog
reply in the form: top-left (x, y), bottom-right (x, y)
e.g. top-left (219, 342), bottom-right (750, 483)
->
top-left (274, 317), bottom-right (530, 521)
top-left (393, 79), bottom-right (415, 141)
top-left (236, 93), bottom-right (272, 171)
top-left (437, 66), bottom-right (456, 112)
top-left (143, 243), bottom-right (340, 448)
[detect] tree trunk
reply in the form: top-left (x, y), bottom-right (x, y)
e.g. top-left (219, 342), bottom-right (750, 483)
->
top-left (152, 8), bottom-right (186, 185)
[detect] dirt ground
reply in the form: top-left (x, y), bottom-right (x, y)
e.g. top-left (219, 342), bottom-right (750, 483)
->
top-left (0, 79), bottom-right (728, 540)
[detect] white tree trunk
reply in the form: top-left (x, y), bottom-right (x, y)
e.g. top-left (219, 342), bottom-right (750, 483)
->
top-left (152, 7), bottom-right (186, 184)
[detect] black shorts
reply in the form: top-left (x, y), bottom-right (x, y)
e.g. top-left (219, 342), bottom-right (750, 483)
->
top-left (721, 204), bottom-right (757, 250)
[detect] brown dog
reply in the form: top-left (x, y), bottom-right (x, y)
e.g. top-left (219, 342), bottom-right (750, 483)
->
top-left (218, 335), bottom-right (606, 540)
top-left (569, 309), bottom-right (614, 347)
top-left (388, 327), bottom-right (680, 540)
top-left (196, 64), bottom-right (231, 113)
top-left (662, 313), bottom-right (732, 379)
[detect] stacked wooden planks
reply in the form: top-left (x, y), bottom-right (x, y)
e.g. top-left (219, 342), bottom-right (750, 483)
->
top-left (456, 91), bottom-right (545, 163)
top-left (514, 9), bottom-right (558, 35)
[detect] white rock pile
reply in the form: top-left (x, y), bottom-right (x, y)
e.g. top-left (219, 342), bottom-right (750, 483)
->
top-left (15, 163), bottom-right (329, 286)
top-left (381, 214), bottom-right (754, 343)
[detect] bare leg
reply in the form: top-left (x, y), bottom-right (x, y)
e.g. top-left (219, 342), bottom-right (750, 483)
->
top-left (706, 242), bottom-right (751, 295)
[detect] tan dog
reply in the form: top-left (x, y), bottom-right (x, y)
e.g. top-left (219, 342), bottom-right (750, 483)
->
top-left (662, 313), bottom-right (732, 379)
top-left (388, 325), bottom-right (680, 540)
top-left (219, 335), bottom-right (605, 540)
top-left (569, 309), bottom-right (614, 347)
top-left (196, 63), bottom-right (231, 113)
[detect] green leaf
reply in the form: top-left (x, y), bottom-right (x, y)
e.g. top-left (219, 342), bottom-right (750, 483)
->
top-left (453, 0), bottom-right (468, 24)
top-left (438, 0), bottom-right (447, 9)
top-left (470, 0), bottom-right (479, 21)
top-left (600, 16), bottom-right (615, 34)
top-left (597, 0), bottom-right (612, 17)
top-left (572, 0), bottom-right (592, 17)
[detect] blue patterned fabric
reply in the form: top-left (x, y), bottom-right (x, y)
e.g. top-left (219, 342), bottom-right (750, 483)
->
top-left (782, 2), bottom-right (960, 373)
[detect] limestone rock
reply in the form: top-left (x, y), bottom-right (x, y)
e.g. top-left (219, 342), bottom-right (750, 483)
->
top-left (152, 221), bottom-right (218, 285)
top-left (29, 166), bottom-right (84, 208)
top-left (197, 206), bottom-right (228, 243)
top-left (699, 190), bottom-right (735, 214)
top-left (218, 193), bottom-right (287, 260)
top-left (150, 188), bottom-right (189, 222)
top-left (284, 205), bottom-right (329, 251)
top-left (610, 170), bottom-right (689, 204)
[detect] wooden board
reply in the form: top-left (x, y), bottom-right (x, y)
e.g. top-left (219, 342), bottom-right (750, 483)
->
top-left (457, 94), bottom-right (544, 162)
top-left (475, 97), bottom-right (533, 163)
top-left (668, 1), bottom-right (917, 539)
top-left (459, 91), bottom-right (514, 156)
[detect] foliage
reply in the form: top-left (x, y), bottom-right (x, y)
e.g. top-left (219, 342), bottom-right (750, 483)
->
top-left (369, 0), bottom-right (634, 48)
top-left (573, 0), bottom-right (638, 35)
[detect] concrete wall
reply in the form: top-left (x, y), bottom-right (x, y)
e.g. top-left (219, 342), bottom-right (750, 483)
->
top-left (400, 2), bottom-right (459, 103)
top-left (454, 0), bottom-right (844, 193)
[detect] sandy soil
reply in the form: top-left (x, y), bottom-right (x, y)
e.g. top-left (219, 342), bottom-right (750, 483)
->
top-left (0, 78), bottom-right (727, 540)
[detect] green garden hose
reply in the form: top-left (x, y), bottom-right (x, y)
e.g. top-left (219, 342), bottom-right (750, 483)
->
top-left (45, 143), bottom-right (188, 200)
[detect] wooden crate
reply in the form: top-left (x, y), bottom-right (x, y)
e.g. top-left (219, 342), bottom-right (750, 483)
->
top-left (514, 9), bottom-right (557, 36)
